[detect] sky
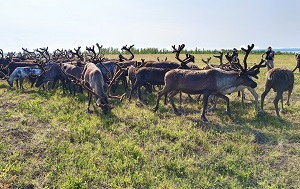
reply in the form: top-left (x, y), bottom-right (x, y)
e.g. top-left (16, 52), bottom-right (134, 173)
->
top-left (1, 0), bottom-right (300, 52)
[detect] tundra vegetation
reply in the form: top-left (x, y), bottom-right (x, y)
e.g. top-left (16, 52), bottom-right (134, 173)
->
top-left (0, 48), bottom-right (300, 188)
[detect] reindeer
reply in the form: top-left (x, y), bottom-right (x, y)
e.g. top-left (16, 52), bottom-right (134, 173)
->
top-left (128, 44), bottom-right (194, 102)
top-left (202, 53), bottom-right (265, 111)
top-left (261, 67), bottom-right (294, 118)
top-left (153, 44), bottom-right (264, 122)
top-left (82, 63), bottom-right (110, 114)
top-left (7, 66), bottom-right (43, 90)
top-left (60, 62), bottom-right (125, 114)
top-left (60, 63), bottom-right (83, 95)
top-left (35, 63), bottom-right (68, 93)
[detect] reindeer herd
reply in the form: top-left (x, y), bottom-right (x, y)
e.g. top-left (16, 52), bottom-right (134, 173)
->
top-left (0, 44), bottom-right (298, 121)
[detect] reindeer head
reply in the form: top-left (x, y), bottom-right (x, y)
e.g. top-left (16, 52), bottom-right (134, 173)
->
top-left (96, 95), bottom-right (109, 114)
top-left (235, 44), bottom-right (266, 88)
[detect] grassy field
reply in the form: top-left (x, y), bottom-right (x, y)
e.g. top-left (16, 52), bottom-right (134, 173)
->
top-left (1, 53), bottom-right (300, 188)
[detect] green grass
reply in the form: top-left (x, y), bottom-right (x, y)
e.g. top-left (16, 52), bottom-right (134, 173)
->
top-left (1, 54), bottom-right (300, 188)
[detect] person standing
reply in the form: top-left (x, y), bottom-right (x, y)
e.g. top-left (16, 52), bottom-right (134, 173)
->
top-left (231, 48), bottom-right (238, 62)
top-left (292, 54), bottom-right (300, 72)
top-left (264, 46), bottom-right (275, 70)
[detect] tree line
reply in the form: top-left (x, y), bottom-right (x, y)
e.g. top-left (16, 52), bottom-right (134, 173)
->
top-left (100, 47), bottom-right (291, 55)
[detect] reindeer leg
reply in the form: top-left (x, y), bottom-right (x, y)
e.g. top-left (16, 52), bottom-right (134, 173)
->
top-left (209, 95), bottom-right (218, 111)
top-left (201, 93), bottom-right (210, 122)
top-left (20, 78), bottom-right (24, 90)
top-left (248, 87), bottom-right (259, 110)
top-left (274, 91), bottom-right (284, 118)
top-left (196, 94), bottom-right (202, 102)
top-left (61, 79), bottom-right (67, 94)
top-left (73, 83), bottom-right (76, 96)
top-left (129, 80), bottom-right (138, 101)
top-left (280, 96), bottom-right (286, 114)
top-left (169, 90), bottom-right (180, 115)
top-left (187, 94), bottom-right (194, 102)
top-left (179, 91), bottom-right (182, 105)
top-left (137, 84), bottom-right (146, 103)
top-left (261, 87), bottom-right (271, 113)
top-left (123, 77), bottom-right (128, 93)
top-left (286, 90), bottom-right (292, 106)
top-left (153, 86), bottom-right (171, 112)
top-left (215, 93), bottom-right (230, 116)
top-left (164, 93), bottom-right (167, 105)
top-left (241, 90), bottom-right (245, 108)
top-left (87, 92), bottom-right (92, 113)
top-left (52, 79), bottom-right (57, 89)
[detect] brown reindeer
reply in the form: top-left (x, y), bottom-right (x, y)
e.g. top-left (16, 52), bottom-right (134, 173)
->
top-left (60, 62), bottom-right (125, 114)
top-left (261, 67), bottom-right (294, 118)
top-left (128, 44), bottom-right (194, 102)
top-left (153, 44), bottom-right (264, 122)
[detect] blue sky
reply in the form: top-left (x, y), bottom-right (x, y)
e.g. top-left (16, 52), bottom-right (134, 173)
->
top-left (1, 0), bottom-right (300, 52)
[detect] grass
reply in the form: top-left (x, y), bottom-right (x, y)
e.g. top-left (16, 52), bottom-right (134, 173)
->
top-left (0, 53), bottom-right (300, 188)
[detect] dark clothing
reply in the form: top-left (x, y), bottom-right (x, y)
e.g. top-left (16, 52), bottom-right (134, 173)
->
top-left (265, 50), bottom-right (275, 60)
top-left (232, 51), bottom-right (238, 62)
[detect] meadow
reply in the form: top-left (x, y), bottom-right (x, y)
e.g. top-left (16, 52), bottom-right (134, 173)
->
top-left (1, 53), bottom-right (300, 188)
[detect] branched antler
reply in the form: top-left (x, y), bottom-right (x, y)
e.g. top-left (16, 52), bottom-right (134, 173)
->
top-left (213, 51), bottom-right (223, 65)
top-left (201, 57), bottom-right (212, 65)
top-left (96, 43), bottom-right (105, 61)
top-left (69, 47), bottom-right (84, 60)
top-left (172, 44), bottom-right (195, 67)
top-left (119, 44), bottom-right (135, 61)
top-left (240, 44), bottom-right (254, 72)
top-left (86, 45), bottom-right (97, 59)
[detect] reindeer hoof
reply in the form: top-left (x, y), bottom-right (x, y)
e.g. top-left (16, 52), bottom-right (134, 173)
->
top-left (277, 115), bottom-right (283, 120)
top-left (174, 111), bottom-right (182, 116)
top-left (141, 100), bottom-right (148, 105)
top-left (201, 116), bottom-right (208, 122)
top-left (281, 109), bottom-right (287, 114)
top-left (257, 111), bottom-right (265, 117)
top-left (208, 107), bottom-right (216, 112)
top-left (285, 102), bottom-right (290, 106)
top-left (153, 106), bottom-right (158, 112)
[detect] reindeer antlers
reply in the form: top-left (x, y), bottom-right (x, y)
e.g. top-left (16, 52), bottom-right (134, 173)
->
top-left (202, 57), bottom-right (212, 65)
top-left (172, 44), bottom-right (185, 63)
top-left (121, 44), bottom-right (134, 51)
top-left (86, 45), bottom-right (96, 59)
top-left (119, 44), bottom-right (135, 61)
top-left (172, 44), bottom-right (195, 66)
top-left (241, 44), bottom-right (254, 72)
top-left (213, 51), bottom-right (223, 65)
top-left (69, 46), bottom-right (84, 60)
top-left (96, 43), bottom-right (104, 60)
